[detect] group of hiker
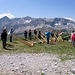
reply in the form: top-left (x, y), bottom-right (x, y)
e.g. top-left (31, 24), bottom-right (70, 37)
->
top-left (24, 29), bottom-right (41, 40)
top-left (0, 28), bottom-right (61, 48)
top-left (24, 29), bottom-right (75, 46)
top-left (1, 27), bottom-right (75, 49)
top-left (24, 29), bottom-right (60, 44)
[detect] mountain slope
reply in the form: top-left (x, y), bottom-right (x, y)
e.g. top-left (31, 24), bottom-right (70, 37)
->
top-left (0, 16), bottom-right (75, 33)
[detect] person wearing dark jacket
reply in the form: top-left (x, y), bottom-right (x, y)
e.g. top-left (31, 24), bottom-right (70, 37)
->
top-left (34, 29), bottom-right (37, 40)
top-left (38, 30), bottom-right (41, 39)
top-left (24, 30), bottom-right (27, 39)
top-left (51, 31), bottom-right (54, 37)
top-left (1, 29), bottom-right (7, 49)
top-left (29, 29), bottom-right (32, 40)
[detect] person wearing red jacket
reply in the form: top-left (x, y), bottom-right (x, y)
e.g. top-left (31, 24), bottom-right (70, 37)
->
top-left (72, 32), bottom-right (75, 46)
top-left (71, 30), bottom-right (74, 42)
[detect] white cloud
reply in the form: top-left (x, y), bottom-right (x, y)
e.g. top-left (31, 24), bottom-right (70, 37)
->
top-left (0, 13), bottom-right (15, 19)
top-left (65, 17), bottom-right (75, 22)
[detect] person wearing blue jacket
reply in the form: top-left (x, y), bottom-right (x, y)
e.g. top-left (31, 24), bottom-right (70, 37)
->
top-left (10, 29), bottom-right (13, 42)
top-left (45, 30), bottom-right (50, 44)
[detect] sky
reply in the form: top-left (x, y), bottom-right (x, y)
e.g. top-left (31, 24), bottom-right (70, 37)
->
top-left (0, 0), bottom-right (75, 19)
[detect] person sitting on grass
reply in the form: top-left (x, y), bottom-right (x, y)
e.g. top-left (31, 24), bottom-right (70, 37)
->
top-left (72, 32), bottom-right (75, 47)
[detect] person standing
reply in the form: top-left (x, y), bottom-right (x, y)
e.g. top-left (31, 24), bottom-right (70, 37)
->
top-left (34, 29), bottom-right (37, 40)
top-left (10, 29), bottom-right (13, 42)
top-left (55, 31), bottom-right (58, 38)
top-left (45, 30), bottom-right (50, 44)
top-left (51, 31), bottom-right (54, 37)
top-left (1, 29), bottom-right (7, 49)
top-left (24, 30), bottom-right (27, 40)
top-left (71, 30), bottom-right (74, 42)
top-left (4, 27), bottom-right (7, 41)
top-left (29, 29), bottom-right (32, 40)
top-left (72, 32), bottom-right (75, 46)
top-left (59, 31), bottom-right (61, 34)
top-left (38, 30), bottom-right (41, 39)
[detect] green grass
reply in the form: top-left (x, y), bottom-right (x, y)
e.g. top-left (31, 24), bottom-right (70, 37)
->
top-left (41, 73), bottom-right (45, 75)
top-left (0, 39), bottom-right (75, 61)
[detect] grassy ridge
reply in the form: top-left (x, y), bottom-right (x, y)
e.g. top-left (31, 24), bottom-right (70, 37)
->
top-left (0, 39), bottom-right (75, 61)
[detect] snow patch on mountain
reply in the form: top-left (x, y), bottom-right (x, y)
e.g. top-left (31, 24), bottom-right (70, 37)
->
top-left (25, 20), bottom-right (31, 23)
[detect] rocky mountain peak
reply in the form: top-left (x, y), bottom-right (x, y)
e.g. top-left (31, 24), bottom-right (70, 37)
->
top-left (0, 16), bottom-right (10, 20)
top-left (23, 16), bottom-right (32, 20)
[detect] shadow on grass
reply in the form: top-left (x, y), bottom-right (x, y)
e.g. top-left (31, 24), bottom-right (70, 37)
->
top-left (13, 41), bottom-right (18, 44)
top-left (7, 44), bottom-right (14, 46)
top-left (4, 48), bottom-right (12, 50)
top-left (50, 43), bottom-right (56, 45)
top-left (6, 44), bottom-right (15, 50)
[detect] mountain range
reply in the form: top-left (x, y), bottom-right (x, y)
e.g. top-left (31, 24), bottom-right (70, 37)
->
top-left (0, 16), bottom-right (75, 34)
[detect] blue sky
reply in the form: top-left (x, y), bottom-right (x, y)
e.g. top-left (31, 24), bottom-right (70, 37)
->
top-left (0, 0), bottom-right (75, 18)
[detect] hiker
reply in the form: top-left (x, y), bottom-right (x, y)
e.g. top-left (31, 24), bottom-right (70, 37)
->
top-left (51, 31), bottom-right (54, 37)
top-left (45, 30), bottom-right (50, 44)
top-left (55, 31), bottom-right (58, 38)
top-left (59, 31), bottom-right (61, 34)
top-left (29, 29), bottom-right (32, 40)
top-left (38, 30), bottom-right (41, 39)
top-left (3, 27), bottom-right (7, 34)
top-left (72, 32), bottom-right (75, 46)
top-left (1, 29), bottom-right (7, 49)
top-left (3, 27), bottom-right (7, 41)
top-left (24, 30), bottom-right (27, 40)
top-left (71, 30), bottom-right (74, 42)
top-left (10, 29), bottom-right (13, 42)
top-left (34, 29), bottom-right (37, 40)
